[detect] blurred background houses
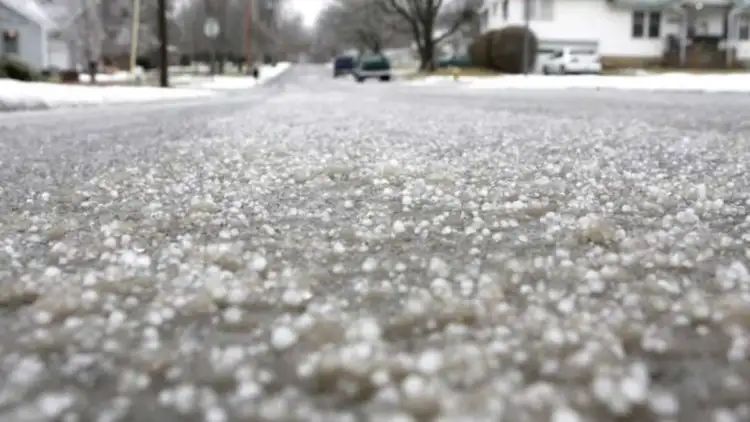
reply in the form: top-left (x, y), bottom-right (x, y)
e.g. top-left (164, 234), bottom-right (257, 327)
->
top-left (3, 0), bottom-right (750, 85)
top-left (478, 0), bottom-right (750, 69)
top-left (0, 0), bottom-right (304, 80)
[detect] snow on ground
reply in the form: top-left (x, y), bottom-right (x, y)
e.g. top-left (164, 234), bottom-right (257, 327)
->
top-left (172, 62), bottom-right (292, 90)
top-left (0, 63), bottom-right (292, 111)
top-left (0, 79), bottom-right (214, 111)
top-left (409, 72), bottom-right (750, 93)
top-left (78, 68), bottom-right (145, 84)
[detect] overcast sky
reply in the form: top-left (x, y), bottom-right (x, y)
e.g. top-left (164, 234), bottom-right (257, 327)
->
top-left (288, 0), bottom-right (331, 27)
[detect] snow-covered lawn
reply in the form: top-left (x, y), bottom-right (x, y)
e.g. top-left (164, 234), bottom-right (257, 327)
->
top-left (0, 80), bottom-right (214, 111)
top-left (78, 68), bottom-right (146, 84)
top-left (0, 63), bottom-right (292, 111)
top-left (409, 72), bottom-right (750, 93)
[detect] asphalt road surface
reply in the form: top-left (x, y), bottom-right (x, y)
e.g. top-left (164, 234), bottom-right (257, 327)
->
top-left (2, 65), bottom-right (750, 422)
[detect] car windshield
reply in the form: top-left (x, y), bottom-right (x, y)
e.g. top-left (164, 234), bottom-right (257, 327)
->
top-left (359, 55), bottom-right (390, 70)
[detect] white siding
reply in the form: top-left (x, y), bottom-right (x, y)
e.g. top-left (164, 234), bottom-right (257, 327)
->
top-left (0, 3), bottom-right (47, 69)
top-left (738, 41), bottom-right (750, 61)
top-left (48, 37), bottom-right (71, 69)
top-left (486, 0), bottom-right (680, 58)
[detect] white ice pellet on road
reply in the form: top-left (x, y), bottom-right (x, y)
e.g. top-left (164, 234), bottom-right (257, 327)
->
top-left (416, 349), bottom-right (443, 375)
top-left (37, 392), bottom-right (75, 418)
top-left (249, 254), bottom-right (268, 272)
top-left (271, 326), bottom-right (298, 350)
top-left (362, 257), bottom-right (378, 273)
top-left (648, 390), bottom-right (679, 416)
top-left (428, 257), bottom-right (450, 278)
top-left (551, 407), bottom-right (581, 422)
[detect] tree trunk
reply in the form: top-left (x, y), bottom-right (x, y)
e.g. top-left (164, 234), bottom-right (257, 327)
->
top-left (420, 39), bottom-right (436, 72)
top-left (421, 16), bottom-right (436, 72)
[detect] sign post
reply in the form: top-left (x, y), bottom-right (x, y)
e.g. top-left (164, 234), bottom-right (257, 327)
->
top-left (522, 0), bottom-right (530, 75)
top-left (204, 17), bottom-right (221, 75)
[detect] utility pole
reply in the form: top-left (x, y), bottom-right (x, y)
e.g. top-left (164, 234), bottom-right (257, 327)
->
top-left (522, 0), bottom-right (530, 75)
top-left (158, 0), bottom-right (169, 87)
top-left (81, 0), bottom-right (96, 84)
top-left (129, 0), bottom-right (141, 73)
top-left (246, 0), bottom-right (254, 74)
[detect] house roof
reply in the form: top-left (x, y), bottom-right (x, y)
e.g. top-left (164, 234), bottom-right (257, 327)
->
top-left (0, 0), bottom-right (56, 29)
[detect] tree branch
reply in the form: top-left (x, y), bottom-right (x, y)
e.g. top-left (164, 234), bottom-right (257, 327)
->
top-left (434, 15), bottom-right (467, 44)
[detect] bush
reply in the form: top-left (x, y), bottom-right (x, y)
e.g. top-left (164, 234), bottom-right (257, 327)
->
top-left (0, 56), bottom-right (37, 81)
top-left (469, 35), bottom-right (491, 69)
top-left (470, 26), bottom-right (538, 73)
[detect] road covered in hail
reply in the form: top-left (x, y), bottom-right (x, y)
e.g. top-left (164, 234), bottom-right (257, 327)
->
top-left (1, 65), bottom-right (750, 421)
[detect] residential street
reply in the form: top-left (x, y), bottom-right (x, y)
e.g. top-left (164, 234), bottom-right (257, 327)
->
top-left (2, 65), bottom-right (750, 421)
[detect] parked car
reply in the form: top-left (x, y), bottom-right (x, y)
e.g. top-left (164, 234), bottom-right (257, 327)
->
top-left (353, 55), bottom-right (392, 82)
top-left (542, 47), bottom-right (602, 75)
top-left (333, 55), bottom-right (355, 77)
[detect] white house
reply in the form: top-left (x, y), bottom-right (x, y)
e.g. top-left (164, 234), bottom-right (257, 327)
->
top-left (40, 0), bottom-right (93, 71)
top-left (0, 0), bottom-right (57, 69)
top-left (479, 0), bottom-right (750, 68)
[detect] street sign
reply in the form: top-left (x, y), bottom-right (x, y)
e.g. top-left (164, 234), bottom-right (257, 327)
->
top-left (204, 17), bottom-right (220, 39)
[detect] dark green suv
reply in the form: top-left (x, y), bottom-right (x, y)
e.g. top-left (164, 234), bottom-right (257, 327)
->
top-left (353, 55), bottom-right (392, 83)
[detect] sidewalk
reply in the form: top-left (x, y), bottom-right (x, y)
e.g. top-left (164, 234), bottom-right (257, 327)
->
top-left (407, 72), bottom-right (750, 93)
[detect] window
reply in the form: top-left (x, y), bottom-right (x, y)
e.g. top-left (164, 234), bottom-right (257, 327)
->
top-left (632, 11), bottom-right (645, 37)
top-left (648, 12), bottom-right (661, 38)
top-left (633, 11), bottom-right (661, 38)
top-left (2, 30), bottom-right (19, 55)
top-left (741, 16), bottom-right (750, 41)
top-left (503, 0), bottom-right (509, 20)
top-left (527, 0), bottom-right (554, 21)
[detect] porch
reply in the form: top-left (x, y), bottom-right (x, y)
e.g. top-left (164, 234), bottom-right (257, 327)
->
top-left (662, 0), bottom-right (750, 68)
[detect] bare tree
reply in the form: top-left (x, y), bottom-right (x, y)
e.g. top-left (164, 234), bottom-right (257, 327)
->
top-left (379, 0), bottom-right (479, 71)
top-left (311, 0), bottom-right (411, 61)
top-left (334, 0), bottom-right (406, 54)
top-left (176, 0), bottom-right (284, 71)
